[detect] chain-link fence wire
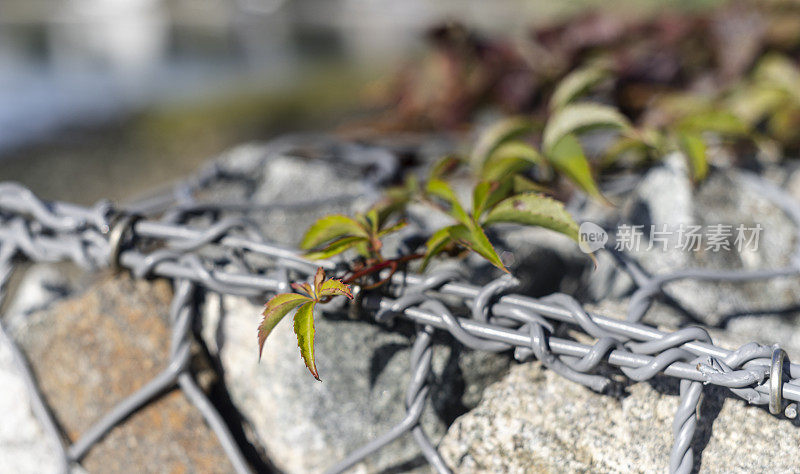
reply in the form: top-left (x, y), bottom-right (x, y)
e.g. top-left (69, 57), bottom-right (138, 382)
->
top-left (1, 135), bottom-right (800, 473)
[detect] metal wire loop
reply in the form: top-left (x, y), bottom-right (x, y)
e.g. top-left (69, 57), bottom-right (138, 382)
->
top-left (107, 213), bottom-right (141, 272)
top-left (770, 346), bottom-right (788, 415)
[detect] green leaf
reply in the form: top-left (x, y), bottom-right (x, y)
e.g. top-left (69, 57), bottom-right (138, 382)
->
top-left (377, 220), bottom-right (407, 237)
top-left (449, 224), bottom-right (508, 272)
top-left (420, 225), bottom-right (461, 271)
top-left (550, 65), bottom-right (609, 111)
top-left (677, 131), bottom-right (708, 182)
top-left (512, 175), bottom-right (550, 194)
top-left (600, 135), bottom-right (653, 168)
top-left (426, 178), bottom-right (472, 226)
top-left (484, 192), bottom-right (580, 243)
top-left (727, 85), bottom-right (785, 126)
top-left (543, 103), bottom-right (630, 152)
top-left (300, 215), bottom-right (368, 250)
top-left (481, 141), bottom-right (547, 182)
top-left (754, 54), bottom-right (800, 102)
top-left (470, 117), bottom-right (534, 170)
top-left (677, 111), bottom-right (748, 136)
top-left (258, 293), bottom-right (310, 359)
top-left (365, 209), bottom-right (380, 234)
top-left (473, 179), bottom-right (515, 219)
top-left (318, 278), bottom-right (354, 299)
top-left (421, 223), bottom-right (508, 272)
top-left (373, 175), bottom-right (417, 224)
top-left (304, 236), bottom-right (367, 260)
top-left (546, 134), bottom-right (607, 203)
top-left (472, 181), bottom-right (492, 218)
top-left (293, 301), bottom-right (320, 380)
top-left (429, 155), bottom-right (462, 180)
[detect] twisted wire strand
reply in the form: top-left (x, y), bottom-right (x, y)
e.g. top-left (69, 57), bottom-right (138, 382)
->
top-left (670, 370), bottom-right (704, 474)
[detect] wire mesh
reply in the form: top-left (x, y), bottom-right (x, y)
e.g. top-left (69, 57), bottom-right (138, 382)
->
top-left (0, 135), bottom-right (799, 473)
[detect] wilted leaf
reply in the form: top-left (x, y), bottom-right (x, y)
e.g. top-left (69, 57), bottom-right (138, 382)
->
top-left (543, 103), bottom-right (630, 152)
top-left (291, 282), bottom-right (314, 298)
top-left (547, 134), bottom-right (607, 203)
top-left (426, 178), bottom-right (472, 226)
top-left (550, 64), bottom-right (609, 111)
top-left (312, 267), bottom-right (325, 295)
top-left (258, 293), bottom-right (310, 359)
top-left (484, 192), bottom-right (580, 243)
top-left (677, 131), bottom-right (708, 182)
top-left (470, 117), bottom-right (535, 169)
top-left (293, 301), bottom-right (319, 380)
top-left (301, 215), bottom-right (368, 250)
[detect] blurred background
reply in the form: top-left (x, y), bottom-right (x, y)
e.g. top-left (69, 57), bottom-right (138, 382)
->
top-left (0, 0), bottom-right (716, 204)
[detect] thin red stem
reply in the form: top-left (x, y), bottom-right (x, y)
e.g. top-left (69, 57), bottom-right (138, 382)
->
top-left (342, 253), bottom-right (424, 285)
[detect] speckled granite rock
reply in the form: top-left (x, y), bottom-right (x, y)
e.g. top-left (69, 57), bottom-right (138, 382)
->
top-left (0, 263), bottom-right (89, 473)
top-left (12, 275), bottom-right (234, 473)
top-left (0, 331), bottom-right (64, 474)
top-left (439, 297), bottom-right (800, 473)
top-left (439, 360), bottom-right (800, 473)
top-left (604, 154), bottom-right (800, 326)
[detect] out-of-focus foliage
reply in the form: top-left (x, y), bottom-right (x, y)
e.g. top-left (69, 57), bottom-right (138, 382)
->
top-left (367, 3), bottom-right (800, 178)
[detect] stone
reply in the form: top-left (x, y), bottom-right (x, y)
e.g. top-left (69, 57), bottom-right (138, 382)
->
top-left (0, 330), bottom-right (64, 474)
top-left (4, 262), bottom-right (87, 334)
top-left (601, 154), bottom-right (800, 326)
top-left (438, 297), bottom-right (800, 473)
top-left (0, 262), bottom-right (90, 474)
top-left (11, 275), bottom-right (234, 473)
top-left (439, 360), bottom-right (800, 474)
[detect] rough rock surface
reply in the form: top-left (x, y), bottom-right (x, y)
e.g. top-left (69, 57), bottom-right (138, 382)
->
top-left (615, 154), bottom-right (800, 326)
top-left (439, 296), bottom-right (800, 473)
top-left (12, 275), bottom-right (233, 473)
top-left (0, 331), bottom-right (64, 473)
top-left (0, 263), bottom-right (90, 473)
top-left (439, 360), bottom-right (800, 474)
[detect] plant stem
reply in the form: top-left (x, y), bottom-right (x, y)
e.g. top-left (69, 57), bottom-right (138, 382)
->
top-left (342, 252), bottom-right (424, 286)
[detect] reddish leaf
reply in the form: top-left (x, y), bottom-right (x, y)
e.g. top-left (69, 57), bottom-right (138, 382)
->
top-left (258, 293), bottom-right (310, 359)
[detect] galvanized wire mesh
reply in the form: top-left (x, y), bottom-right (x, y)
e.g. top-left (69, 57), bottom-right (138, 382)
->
top-left (1, 135), bottom-right (799, 474)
